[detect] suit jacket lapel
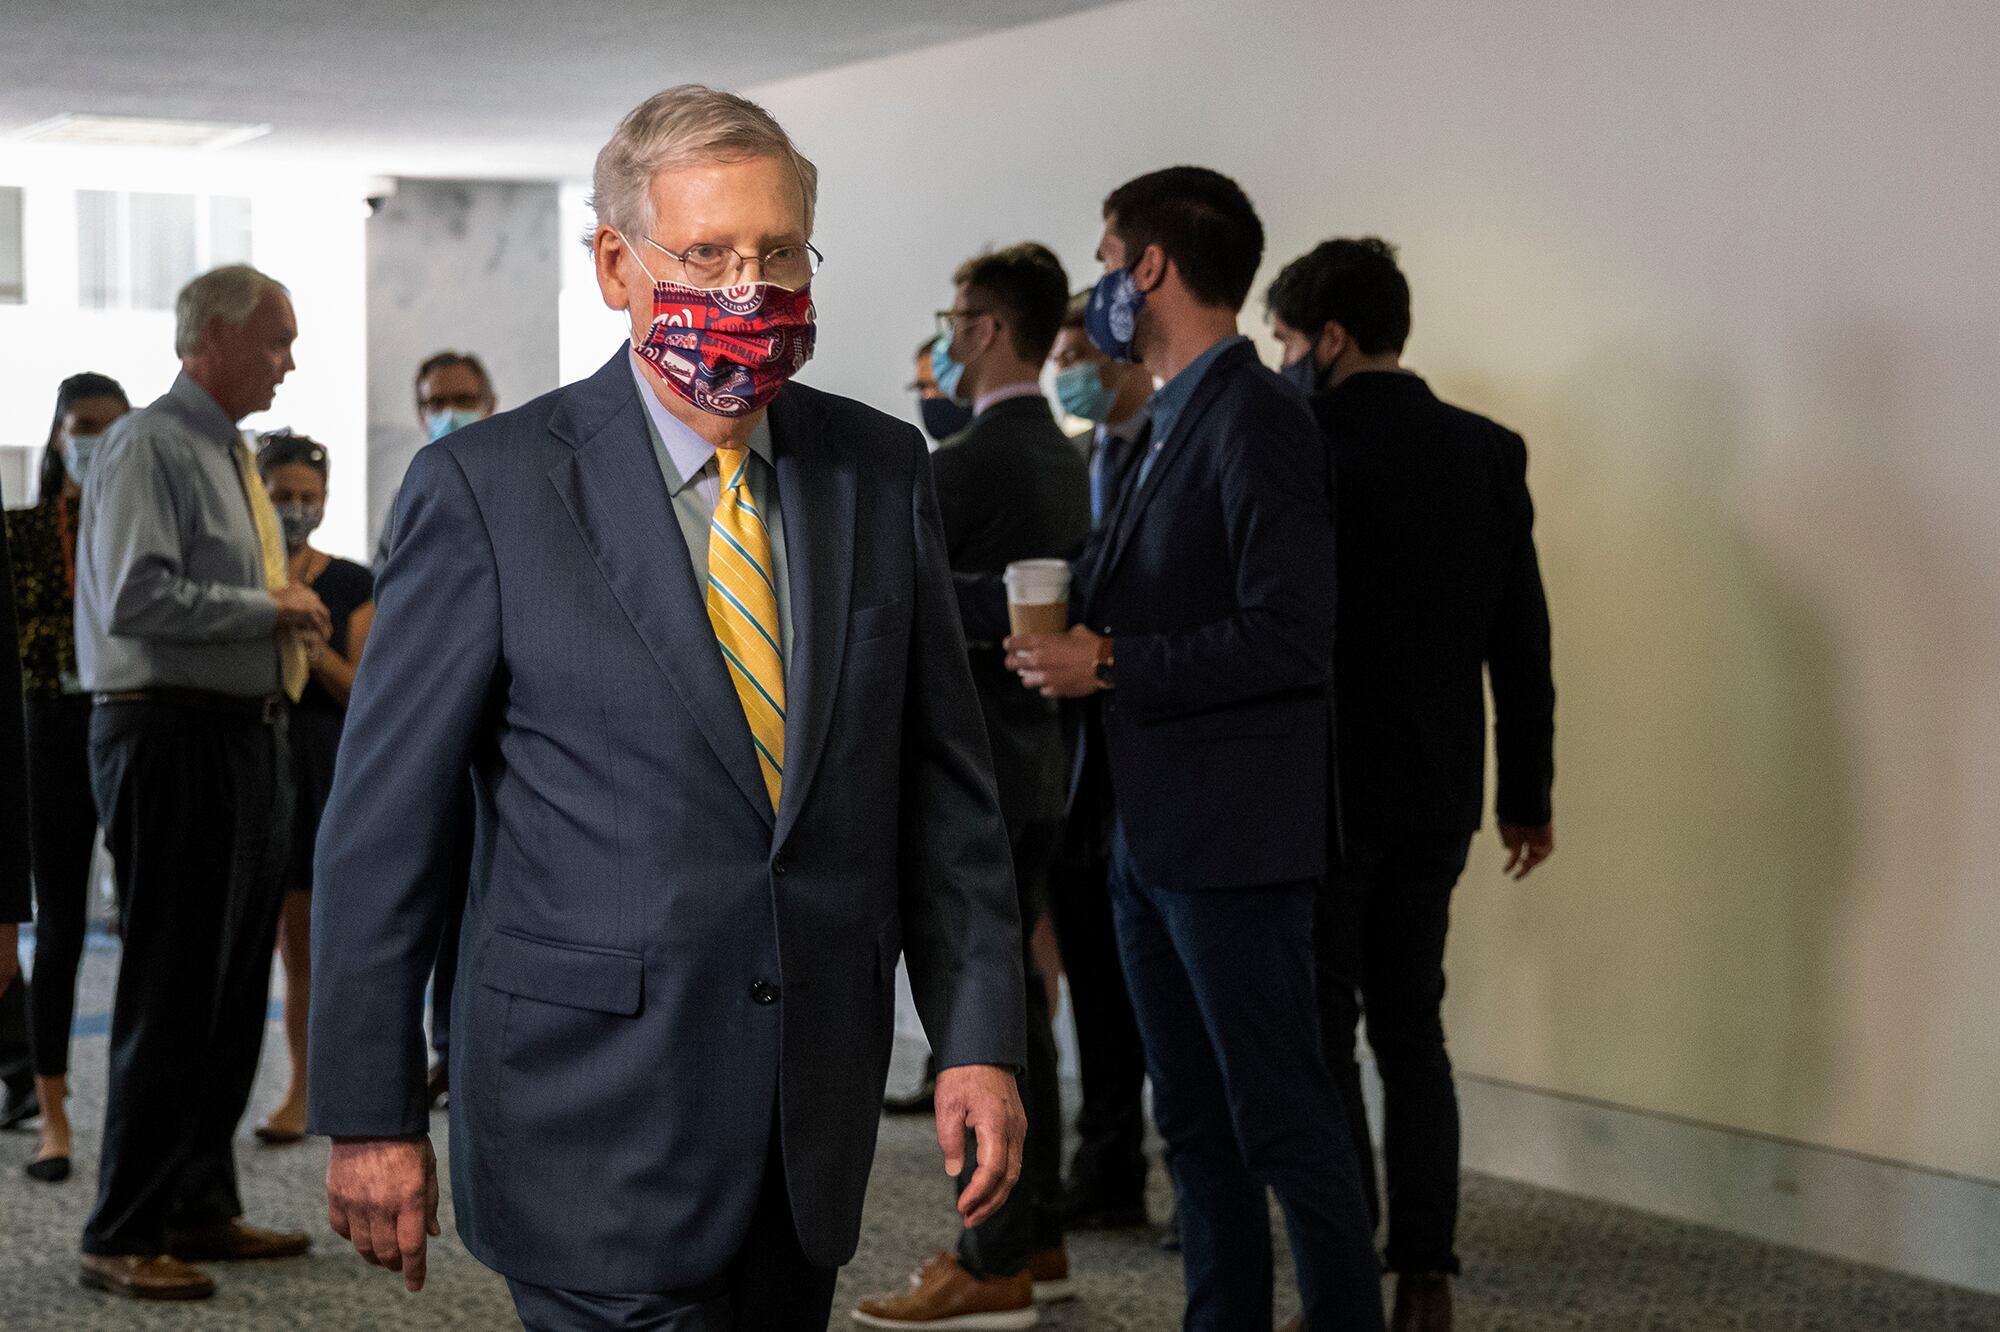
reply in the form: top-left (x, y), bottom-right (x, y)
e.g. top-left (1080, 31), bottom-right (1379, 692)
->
top-left (548, 349), bottom-right (774, 828)
top-left (769, 385), bottom-right (855, 846)
top-left (1095, 343), bottom-right (1244, 592)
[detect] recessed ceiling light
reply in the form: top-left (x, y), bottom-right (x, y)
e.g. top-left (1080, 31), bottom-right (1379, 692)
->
top-left (10, 114), bottom-right (272, 151)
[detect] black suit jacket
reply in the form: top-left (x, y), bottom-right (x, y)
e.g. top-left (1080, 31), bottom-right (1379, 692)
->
top-left (1026, 339), bottom-right (1337, 891)
top-left (0, 488), bottom-right (29, 925)
top-left (1313, 371), bottom-right (1554, 845)
top-left (931, 395), bottom-right (1091, 834)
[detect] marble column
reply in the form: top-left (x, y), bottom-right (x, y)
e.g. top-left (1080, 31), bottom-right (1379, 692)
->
top-left (365, 179), bottom-right (559, 556)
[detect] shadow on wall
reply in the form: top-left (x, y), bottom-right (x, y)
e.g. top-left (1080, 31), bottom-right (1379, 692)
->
top-left (1442, 345), bottom-right (1859, 1151)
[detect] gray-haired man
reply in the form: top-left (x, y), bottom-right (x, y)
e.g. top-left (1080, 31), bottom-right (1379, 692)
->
top-left (74, 264), bottom-right (330, 1299)
top-left (312, 85), bottom-right (1027, 1331)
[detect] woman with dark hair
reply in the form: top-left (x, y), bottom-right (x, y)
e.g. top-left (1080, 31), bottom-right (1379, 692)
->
top-left (250, 430), bottom-right (374, 1143)
top-left (4, 372), bottom-right (129, 1183)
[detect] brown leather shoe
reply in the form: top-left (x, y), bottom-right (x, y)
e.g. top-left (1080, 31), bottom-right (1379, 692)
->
top-left (1391, 1272), bottom-right (1454, 1332)
top-left (851, 1250), bottom-right (1038, 1328)
top-left (1276, 1317), bottom-right (1303, 1332)
top-left (78, 1253), bottom-right (216, 1300)
top-left (164, 1218), bottom-right (311, 1263)
top-left (1027, 1245), bottom-right (1073, 1303)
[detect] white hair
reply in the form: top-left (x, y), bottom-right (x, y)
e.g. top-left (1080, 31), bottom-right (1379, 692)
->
top-left (174, 264), bottom-right (288, 358)
top-left (586, 85), bottom-right (818, 252)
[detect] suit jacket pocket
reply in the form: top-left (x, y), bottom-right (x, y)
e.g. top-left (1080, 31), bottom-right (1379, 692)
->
top-left (850, 598), bottom-right (910, 645)
top-left (482, 929), bottom-right (643, 1016)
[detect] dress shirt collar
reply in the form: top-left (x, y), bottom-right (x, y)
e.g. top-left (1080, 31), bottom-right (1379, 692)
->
top-left (164, 371), bottom-right (243, 447)
top-left (628, 352), bottom-right (775, 494)
top-left (971, 380), bottom-right (1046, 418)
top-left (1100, 406), bottom-right (1149, 446)
top-left (1144, 334), bottom-right (1247, 452)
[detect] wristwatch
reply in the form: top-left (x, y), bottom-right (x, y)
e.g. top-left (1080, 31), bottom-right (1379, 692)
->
top-left (1093, 636), bottom-right (1115, 690)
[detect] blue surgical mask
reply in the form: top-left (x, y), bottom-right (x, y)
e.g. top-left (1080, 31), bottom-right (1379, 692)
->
top-left (919, 395), bottom-right (973, 442)
top-left (63, 433), bottom-right (102, 484)
top-left (928, 332), bottom-right (968, 404)
top-left (425, 407), bottom-right (484, 443)
top-left (1084, 266), bottom-right (1146, 362)
top-left (1054, 363), bottom-right (1118, 423)
top-left (1280, 353), bottom-right (1322, 396)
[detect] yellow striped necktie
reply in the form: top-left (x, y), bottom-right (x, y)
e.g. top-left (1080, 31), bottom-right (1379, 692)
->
top-left (233, 439), bottom-right (308, 702)
top-left (706, 447), bottom-right (785, 809)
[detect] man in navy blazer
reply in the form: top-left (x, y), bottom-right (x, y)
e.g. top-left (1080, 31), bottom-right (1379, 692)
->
top-left (308, 86), bottom-right (1027, 1332)
top-left (995, 169), bottom-right (1383, 1332)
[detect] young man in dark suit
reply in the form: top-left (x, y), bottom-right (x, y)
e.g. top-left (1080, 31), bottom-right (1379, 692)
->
top-left (1269, 237), bottom-right (1558, 1332)
top-left (856, 243), bottom-right (1090, 1326)
top-left (998, 169), bottom-right (1385, 1332)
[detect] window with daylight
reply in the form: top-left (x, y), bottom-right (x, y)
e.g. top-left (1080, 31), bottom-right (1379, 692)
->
top-left (76, 190), bottom-right (252, 311)
top-left (0, 187), bottom-right (22, 303)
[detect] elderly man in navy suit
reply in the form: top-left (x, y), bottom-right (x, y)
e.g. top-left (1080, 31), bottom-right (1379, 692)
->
top-left (308, 85), bottom-right (1028, 1332)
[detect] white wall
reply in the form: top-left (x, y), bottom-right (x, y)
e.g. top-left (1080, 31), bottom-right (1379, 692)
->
top-left (745, 0), bottom-right (2000, 1183)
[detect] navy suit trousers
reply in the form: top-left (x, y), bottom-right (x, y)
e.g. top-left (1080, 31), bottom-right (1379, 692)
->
top-left (1109, 825), bottom-right (1383, 1332)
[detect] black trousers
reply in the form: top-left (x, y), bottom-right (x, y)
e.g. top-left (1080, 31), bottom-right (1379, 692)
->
top-left (506, 1123), bottom-right (836, 1331)
top-left (81, 700), bottom-right (292, 1256)
top-left (1110, 825), bottom-right (1383, 1332)
top-left (25, 693), bottom-right (99, 1079)
top-left (429, 776), bottom-right (475, 1058)
top-left (1316, 830), bottom-right (1473, 1276)
top-left (1045, 824), bottom-right (1147, 1199)
top-left (957, 818), bottom-right (1064, 1277)
top-left (0, 976), bottom-right (29, 1098)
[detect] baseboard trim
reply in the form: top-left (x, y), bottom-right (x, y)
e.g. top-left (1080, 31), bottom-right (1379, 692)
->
top-left (1424, 1068), bottom-right (2000, 1294)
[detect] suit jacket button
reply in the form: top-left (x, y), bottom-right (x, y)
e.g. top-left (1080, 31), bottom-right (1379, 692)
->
top-left (771, 856), bottom-right (788, 877)
top-left (750, 980), bottom-right (778, 1006)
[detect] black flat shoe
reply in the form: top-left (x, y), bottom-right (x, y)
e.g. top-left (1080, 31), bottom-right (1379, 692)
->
top-left (26, 1154), bottom-right (70, 1182)
top-left (0, 1083), bottom-right (39, 1130)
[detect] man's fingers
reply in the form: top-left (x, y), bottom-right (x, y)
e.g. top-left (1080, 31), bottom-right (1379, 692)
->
top-left (396, 1204), bottom-right (429, 1292)
top-left (935, 1102), bottom-right (966, 1177)
top-left (328, 1198), bottom-right (351, 1242)
top-left (957, 1116), bottom-right (1006, 1226)
top-left (349, 1214), bottom-right (385, 1269)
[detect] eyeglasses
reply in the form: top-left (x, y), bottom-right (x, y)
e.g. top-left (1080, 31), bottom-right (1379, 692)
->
top-left (639, 235), bottom-right (823, 290)
top-left (934, 308), bottom-right (993, 343)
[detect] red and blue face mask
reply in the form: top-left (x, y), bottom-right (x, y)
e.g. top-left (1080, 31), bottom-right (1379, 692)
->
top-left (631, 276), bottom-right (817, 418)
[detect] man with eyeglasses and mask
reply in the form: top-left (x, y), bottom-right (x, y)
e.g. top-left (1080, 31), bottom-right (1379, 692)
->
top-left (983, 167), bottom-right (1384, 1331)
top-left (309, 86), bottom-right (1027, 1332)
top-left (909, 336), bottom-right (972, 446)
top-left (854, 243), bottom-right (1087, 1327)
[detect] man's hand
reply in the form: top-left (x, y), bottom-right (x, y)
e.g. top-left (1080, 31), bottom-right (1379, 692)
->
top-left (1005, 626), bottom-right (1106, 699)
top-left (273, 583), bottom-right (333, 641)
top-left (933, 1064), bottom-right (1027, 1229)
top-left (327, 1135), bottom-right (441, 1292)
top-left (1499, 822), bottom-right (1555, 880)
top-left (0, 923), bottom-right (18, 993)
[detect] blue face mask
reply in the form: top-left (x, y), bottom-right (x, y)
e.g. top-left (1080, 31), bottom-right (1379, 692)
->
top-left (1054, 363), bottom-right (1118, 423)
top-left (425, 407), bottom-right (484, 443)
top-left (1280, 353), bottom-right (1322, 396)
top-left (919, 395), bottom-right (973, 442)
top-left (928, 332), bottom-right (968, 404)
top-left (63, 433), bottom-right (102, 484)
top-left (1084, 265), bottom-right (1146, 362)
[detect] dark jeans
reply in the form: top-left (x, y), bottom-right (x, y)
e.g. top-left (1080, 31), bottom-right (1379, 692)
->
top-left (1046, 826), bottom-right (1147, 1199)
top-left (429, 776), bottom-right (475, 1058)
top-left (25, 693), bottom-right (99, 1078)
top-left (81, 700), bottom-right (292, 1256)
top-left (1317, 831), bottom-right (1473, 1276)
top-left (506, 1122), bottom-right (836, 1331)
top-left (958, 818), bottom-right (1064, 1277)
top-left (0, 978), bottom-right (29, 1097)
top-left (1109, 825), bottom-right (1383, 1332)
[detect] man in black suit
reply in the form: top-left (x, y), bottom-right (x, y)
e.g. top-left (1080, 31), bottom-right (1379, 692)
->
top-left (998, 168), bottom-right (1384, 1332)
top-left (1268, 237), bottom-right (1557, 1332)
top-left (856, 243), bottom-right (1089, 1326)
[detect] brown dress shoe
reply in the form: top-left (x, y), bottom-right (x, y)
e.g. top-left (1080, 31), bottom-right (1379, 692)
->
top-left (1276, 1317), bottom-right (1303, 1332)
top-left (164, 1218), bottom-right (312, 1262)
top-left (852, 1250), bottom-right (1038, 1328)
top-left (1391, 1272), bottom-right (1454, 1332)
top-left (78, 1253), bottom-right (217, 1300)
top-left (1027, 1245), bottom-right (1073, 1303)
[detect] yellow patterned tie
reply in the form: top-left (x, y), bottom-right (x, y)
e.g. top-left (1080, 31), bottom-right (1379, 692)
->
top-left (233, 439), bottom-right (308, 702)
top-left (706, 447), bottom-right (785, 808)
